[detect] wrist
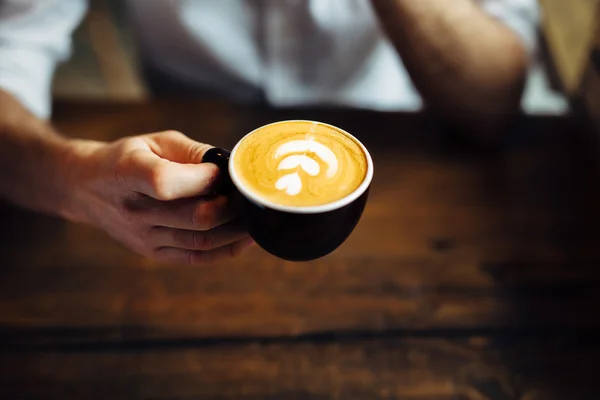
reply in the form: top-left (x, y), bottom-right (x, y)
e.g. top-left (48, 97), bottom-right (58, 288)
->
top-left (0, 90), bottom-right (107, 221)
top-left (55, 138), bottom-right (105, 223)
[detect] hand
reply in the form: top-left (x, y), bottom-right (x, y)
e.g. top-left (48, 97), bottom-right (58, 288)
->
top-left (65, 130), bottom-right (254, 264)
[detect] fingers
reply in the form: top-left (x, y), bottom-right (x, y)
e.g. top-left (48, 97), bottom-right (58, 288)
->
top-left (153, 238), bottom-right (256, 265)
top-left (147, 223), bottom-right (249, 251)
top-left (147, 130), bottom-right (213, 164)
top-left (123, 194), bottom-right (236, 231)
top-left (117, 129), bottom-right (222, 201)
top-left (118, 149), bottom-right (221, 200)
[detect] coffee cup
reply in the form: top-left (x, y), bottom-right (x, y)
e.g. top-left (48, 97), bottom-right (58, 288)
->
top-left (201, 120), bottom-right (373, 261)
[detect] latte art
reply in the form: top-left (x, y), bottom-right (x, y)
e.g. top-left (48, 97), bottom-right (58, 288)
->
top-left (233, 121), bottom-right (368, 207)
top-left (275, 139), bottom-right (339, 196)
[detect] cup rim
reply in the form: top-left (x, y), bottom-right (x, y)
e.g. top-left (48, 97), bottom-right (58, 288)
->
top-left (229, 120), bottom-right (374, 214)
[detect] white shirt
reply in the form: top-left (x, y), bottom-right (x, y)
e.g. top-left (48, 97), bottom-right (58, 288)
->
top-left (0, 0), bottom-right (550, 119)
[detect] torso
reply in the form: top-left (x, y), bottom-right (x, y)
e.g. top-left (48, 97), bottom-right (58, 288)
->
top-left (126, 0), bottom-right (422, 110)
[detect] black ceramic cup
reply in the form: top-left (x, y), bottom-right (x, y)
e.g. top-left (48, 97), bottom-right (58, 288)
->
top-left (201, 120), bottom-right (373, 262)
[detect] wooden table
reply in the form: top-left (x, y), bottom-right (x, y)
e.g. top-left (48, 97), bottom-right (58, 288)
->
top-left (2, 100), bottom-right (600, 399)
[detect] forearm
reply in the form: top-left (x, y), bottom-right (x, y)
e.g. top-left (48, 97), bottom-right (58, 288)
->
top-left (0, 91), bottom-right (253, 263)
top-left (0, 90), bottom-right (90, 218)
top-left (371, 0), bottom-right (528, 131)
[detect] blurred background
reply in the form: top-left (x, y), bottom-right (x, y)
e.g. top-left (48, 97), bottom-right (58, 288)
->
top-left (52, 0), bottom-right (593, 118)
top-left (4, 2), bottom-right (600, 398)
top-left (52, 0), bottom-right (148, 103)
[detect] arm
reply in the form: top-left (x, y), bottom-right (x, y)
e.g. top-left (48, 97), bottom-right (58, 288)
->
top-left (0, 90), bottom-right (80, 217)
top-left (0, 90), bottom-right (252, 264)
top-left (0, 2), bottom-right (251, 263)
top-left (370, 0), bottom-right (533, 136)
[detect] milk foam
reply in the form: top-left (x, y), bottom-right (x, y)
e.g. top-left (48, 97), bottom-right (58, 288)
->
top-left (233, 121), bottom-right (367, 207)
top-left (274, 139), bottom-right (339, 196)
top-left (275, 139), bottom-right (339, 177)
top-left (277, 154), bottom-right (320, 176)
top-left (275, 172), bottom-right (303, 195)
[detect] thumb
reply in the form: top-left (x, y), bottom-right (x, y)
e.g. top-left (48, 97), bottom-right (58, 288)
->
top-left (125, 149), bottom-right (221, 200)
top-left (147, 130), bottom-right (213, 164)
top-left (122, 131), bottom-right (222, 200)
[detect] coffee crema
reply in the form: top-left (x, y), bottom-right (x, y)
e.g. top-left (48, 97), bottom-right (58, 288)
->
top-left (233, 121), bottom-right (368, 207)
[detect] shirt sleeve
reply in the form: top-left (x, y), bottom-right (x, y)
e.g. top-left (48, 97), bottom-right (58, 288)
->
top-left (0, 0), bottom-right (88, 119)
top-left (481, 0), bottom-right (540, 57)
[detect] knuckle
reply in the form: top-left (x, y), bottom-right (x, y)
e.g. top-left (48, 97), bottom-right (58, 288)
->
top-left (115, 138), bottom-right (146, 161)
top-left (114, 152), bottom-right (133, 186)
top-left (148, 165), bottom-right (172, 200)
top-left (121, 137), bottom-right (147, 151)
top-left (192, 202), bottom-right (217, 230)
top-left (114, 145), bottom-right (145, 188)
top-left (163, 130), bottom-right (185, 140)
top-left (195, 230), bottom-right (216, 250)
top-left (172, 229), bottom-right (193, 249)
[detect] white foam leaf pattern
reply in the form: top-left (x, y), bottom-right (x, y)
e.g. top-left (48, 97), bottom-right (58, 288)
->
top-left (275, 140), bottom-right (338, 177)
top-left (275, 172), bottom-right (302, 196)
top-left (277, 154), bottom-right (320, 176)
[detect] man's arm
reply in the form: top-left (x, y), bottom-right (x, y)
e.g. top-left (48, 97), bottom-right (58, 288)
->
top-left (0, 90), bottom-right (253, 263)
top-left (0, 90), bottom-right (83, 217)
top-left (370, 0), bottom-right (532, 136)
top-left (0, 2), bottom-right (252, 264)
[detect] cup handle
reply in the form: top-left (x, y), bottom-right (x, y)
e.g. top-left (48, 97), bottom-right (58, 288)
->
top-left (201, 147), bottom-right (233, 193)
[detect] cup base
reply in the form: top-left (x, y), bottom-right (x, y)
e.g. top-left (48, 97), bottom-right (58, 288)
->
top-left (239, 189), bottom-right (370, 262)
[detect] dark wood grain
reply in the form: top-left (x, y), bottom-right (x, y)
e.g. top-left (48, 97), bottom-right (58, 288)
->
top-left (1, 101), bottom-right (599, 343)
top-left (1, 335), bottom-right (598, 400)
top-left (2, 100), bottom-right (600, 399)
